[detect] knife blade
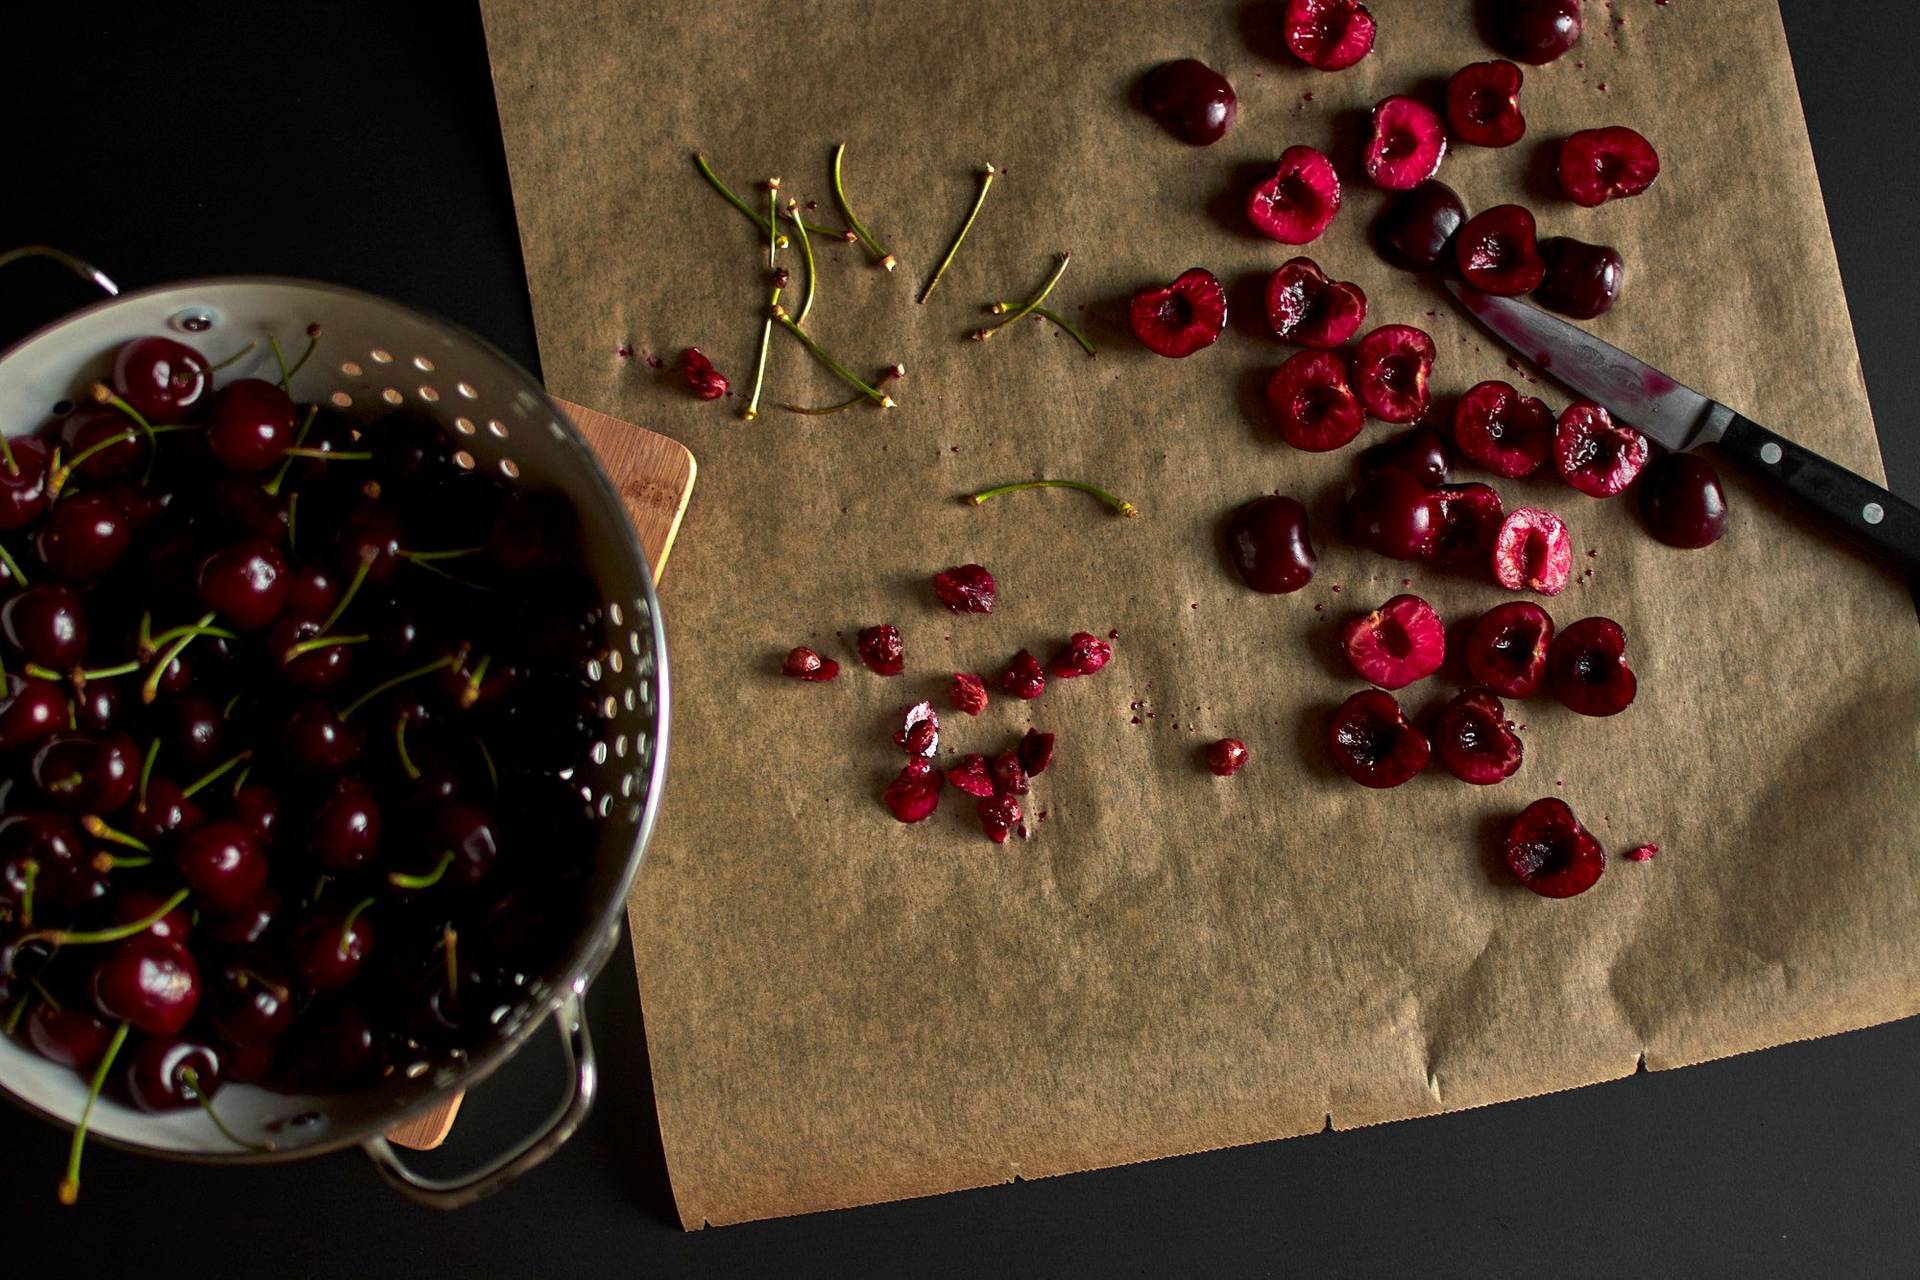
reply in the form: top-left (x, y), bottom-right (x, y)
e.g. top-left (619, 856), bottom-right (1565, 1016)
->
top-left (1444, 281), bottom-right (1920, 577)
top-left (1443, 280), bottom-right (1734, 452)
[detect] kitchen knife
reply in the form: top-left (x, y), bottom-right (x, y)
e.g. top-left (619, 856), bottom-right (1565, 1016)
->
top-left (1445, 280), bottom-right (1920, 576)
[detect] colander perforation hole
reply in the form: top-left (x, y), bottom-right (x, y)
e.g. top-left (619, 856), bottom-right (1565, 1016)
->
top-left (453, 416), bottom-right (476, 435)
top-left (369, 348), bottom-right (393, 364)
top-left (499, 459), bottom-right (520, 479)
top-left (413, 355), bottom-right (435, 372)
top-left (456, 381), bottom-right (478, 399)
top-left (453, 449), bottom-right (474, 470)
top-left (329, 391), bottom-right (352, 408)
top-left (340, 361), bottom-right (363, 376)
top-left (380, 388), bottom-right (403, 406)
top-left (418, 385), bottom-right (440, 403)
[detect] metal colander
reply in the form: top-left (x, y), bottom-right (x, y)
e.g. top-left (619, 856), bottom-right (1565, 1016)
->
top-left (0, 246), bottom-right (669, 1207)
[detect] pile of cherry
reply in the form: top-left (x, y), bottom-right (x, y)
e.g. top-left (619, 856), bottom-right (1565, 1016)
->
top-left (784, 563), bottom-right (1109, 843)
top-left (1131, 0), bottom-right (1724, 898)
top-left (0, 332), bottom-right (607, 1201)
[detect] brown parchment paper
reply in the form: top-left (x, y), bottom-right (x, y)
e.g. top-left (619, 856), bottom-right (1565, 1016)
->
top-left (479, 0), bottom-right (1920, 1227)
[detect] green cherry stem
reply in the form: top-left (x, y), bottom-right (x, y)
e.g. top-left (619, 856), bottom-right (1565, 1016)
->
top-left (263, 405), bottom-right (320, 497)
top-left (692, 154), bottom-right (845, 244)
top-left (285, 324), bottom-right (322, 381)
top-left (988, 300), bottom-right (1096, 356)
top-left (90, 852), bottom-right (152, 873)
top-left (0, 430), bottom-right (16, 475)
top-left (142, 612), bottom-right (217, 704)
top-left (772, 306), bottom-right (893, 407)
top-left (144, 621), bottom-right (236, 656)
top-left (138, 740), bottom-right (159, 809)
top-left (59, 1020), bottom-right (130, 1205)
top-left (973, 253), bottom-right (1070, 341)
top-left (966, 478), bottom-right (1138, 518)
top-left (180, 1066), bottom-right (273, 1153)
top-left (281, 633), bottom-right (367, 665)
top-left (18, 859), bottom-right (36, 928)
top-left (337, 896), bottom-right (375, 958)
top-left (181, 750), bottom-right (252, 800)
top-left (81, 815), bottom-right (151, 854)
top-left (394, 711), bottom-right (421, 780)
top-left (230, 764), bottom-right (250, 798)
top-left (832, 143), bottom-right (896, 270)
top-left (474, 735), bottom-right (498, 790)
top-left (25, 660), bottom-right (142, 684)
top-left (87, 384), bottom-right (160, 467)
top-left (268, 334), bottom-right (292, 393)
top-left (206, 340), bottom-right (256, 373)
top-left (281, 447), bottom-right (371, 461)
top-left (320, 549), bottom-right (376, 634)
top-left (443, 925), bottom-right (461, 1004)
top-left (3, 996), bottom-right (28, 1037)
top-left (0, 542), bottom-right (25, 587)
top-left (459, 654), bottom-right (491, 708)
top-left (340, 653), bottom-right (457, 721)
top-left (397, 546), bottom-right (482, 563)
top-left (49, 422), bottom-right (201, 497)
top-left (919, 164), bottom-right (996, 305)
top-left (743, 179), bottom-right (784, 423)
top-left (778, 395), bottom-right (865, 416)
top-left (388, 852), bottom-right (454, 891)
top-left (785, 198), bottom-right (817, 326)
top-left (27, 888), bottom-right (190, 948)
top-left (286, 490), bottom-right (299, 551)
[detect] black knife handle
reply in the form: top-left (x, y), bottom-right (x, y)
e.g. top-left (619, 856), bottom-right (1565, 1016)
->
top-left (1718, 414), bottom-right (1920, 577)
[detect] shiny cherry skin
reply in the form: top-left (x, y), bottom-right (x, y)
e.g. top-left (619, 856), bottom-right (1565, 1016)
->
top-left (26, 1002), bottom-right (116, 1070)
top-left (337, 504), bottom-right (406, 584)
top-left (0, 435), bottom-right (53, 531)
top-left (290, 902), bottom-right (374, 992)
top-left (1372, 181), bottom-right (1467, 272)
top-left (111, 888), bottom-right (195, 944)
top-left (1, 584), bottom-right (89, 669)
top-left (433, 802), bottom-right (500, 886)
top-left (310, 777), bottom-right (383, 871)
top-left (91, 934), bottom-right (201, 1035)
top-left (369, 411), bottom-right (451, 489)
top-left (211, 473), bottom-right (291, 543)
top-left (284, 701), bottom-right (364, 771)
top-left (280, 1002), bottom-right (378, 1090)
top-left (1359, 426), bottom-right (1453, 489)
top-left (229, 783), bottom-right (281, 848)
top-left (1346, 469), bottom-right (1434, 559)
top-left (125, 1035), bottom-right (224, 1112)
top-left (0, 675), bottom-right (67, 752)
top-left (0, 811), bottom-right (100, 909)
top-left (31, 730), bottom-right (140, 815)
top-left (113, 335), bottom-right (211, 422)
top-left (207, 886), bottom-right (282, 947)
top-left (207, 950), bottom-right (297, 1045)
top-left (1226, 495), bottom-right (1317, 594)
top-left (1140, 59), bottom-right (1238, 145)
top-left (197, 537), bottom-right (291, 630)
top-left (1638, 453), bottom-right (1729, 548)
top-left (161, 692), bottom-right (226, 769)
top-left (33, 491), bottom-right (131, 580)
top-left (207, 378), bottom-right (296, 473)
top-left (1534, 236), bottom-right (1624, 319)
top-left (1499, 0), bottom-right (1582, 64)
top-left (175, 821), bottom-right (269, 913)
top-left (71, 677), bottom-right (121, 733)
top-left (55, 406), bottom-right (144, 484)
top-left (268, 612), bottom-right (356, 689)
top-left (128, 777), bottom-right (205, 846)
top-left (286, 562), bottom-right (341, 616)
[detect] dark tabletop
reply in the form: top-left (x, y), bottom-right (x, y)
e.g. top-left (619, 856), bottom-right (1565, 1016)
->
top-left (1, 2), bottom-right (1915, 1274)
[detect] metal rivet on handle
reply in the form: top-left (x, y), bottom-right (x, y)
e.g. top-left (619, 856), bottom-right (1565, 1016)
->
top-left (1863, 502), bottom-right (1885, 525)
top-left (1759, 443), bottom-right (1783, 464)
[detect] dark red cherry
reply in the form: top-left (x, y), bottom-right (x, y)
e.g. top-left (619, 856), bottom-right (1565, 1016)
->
top-left (229, 784), bottom-right (281, 848)
top-left (55, 406), bottom-right (143, 484)
top-left (279, 1002), bottom-right (378, 1090)
top-left (1637, 453), bottom-right (1729, 549)
top-left (1359, 426), bottom-right (1453, 489)
top-left (337, 503), bottom-right (406, 584)
top-left (268, 612), bottom-right (357, 689)
top-left (31, 730), bottom-right (140, 815)
top-left (488, 490), bottom-right (575, 574)
top-left (127, 777), bottom-right (205, 846)
top-left (125, 1036), bottom-right (223, 1112)
top-left (207, 951), bottom-right (296, 1046)
top-left (1226, 495), bottom-right (1317, 594)
top-left (1345, 469), bottom-right (1434, 560)
top-left (433, 802), bottom-right (500, 886)
top-left (34, 491), bottom-right (131, 579)
top-left (112, 336), bottom-right (211, 422)
top-left (1372, 181), bottom-right (1467, 272)
top-left (71, 677), bottom-right (121, 733)
top-left (197, 537), bottom-right (290, 630)
top-left (1, 584), bottom-right (88, 669)
top-left (0, 811), bottom-right (100, 909)
top-left (1499, 0), bottom-right (1582, 64)
top-left (207, 378), bottom-right (296, 473)
top-left (284, 701), bottom-right (363, 772)
top-left (175, 821), bottom-right (268, 914)
top-left (91, 934), bottom-right (201, 1035)
top-left (207, 886), bottom-right (282, 947)
top-left (26, 1002), bottom-right (115, 1070)
top-left (161, 692), bottom-right (226, 770)
top-left (310, 778), bottom-right (382, 871)
top-left (111, 888), bottom-right (194, 945)
top-left (0, 675), bottom-right (67, 752)
top-left (0, 435), bottom-right (53, 531)
top-left (290, 901), bottom-right (374, 993)
top-left (1140, 59), bottom-right (1238, 146)
top-left (286, 563), bottom-right (340, 616)
top-left (211, 473), bottom-right (291, 543)
top-left (369, 411), bottom-right (451, 489)
top-left (1533, 236), bottom-right (1625, 319)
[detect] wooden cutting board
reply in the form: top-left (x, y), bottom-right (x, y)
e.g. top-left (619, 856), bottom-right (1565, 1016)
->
top-left (386, 396), bottom-right (695, 1151)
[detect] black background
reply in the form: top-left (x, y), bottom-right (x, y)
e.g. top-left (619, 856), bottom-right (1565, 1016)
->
top-left (2, 3), bottom-right (1916, 1274)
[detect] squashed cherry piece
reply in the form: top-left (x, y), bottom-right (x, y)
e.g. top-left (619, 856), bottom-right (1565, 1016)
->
top-left (1140, 59), bottom-right (1238, 146)
top-left (946, 754), bottom-right (994, 798)
top-left (1625, 843), bottom-right (1659, 863)
top-left (113, 336), bottom-right (211, 422)
top-left (893, 701), bottom-right (939, 757)
top-left (1246, 147), bottom-right (1342, 245)
top-left (1453, 380), bottom-right (1553, 478)
top-left (1267, 350), bottom-right (1363, 451)
top-left (1492, 506), bottom-right (1573, 595)
top-left (782, 646), bottom-right (839, 681)
top-left (856, 624), bottom-right (904, 676)
top-left (1456, 205), bottom-right (1546, 296)
top-left (1466, 601), bottom-right (1555, 698)
top-left (1365, 97), bottom-right (1448, 191)
top-left (932, 564), bottom-right (995, 614)
top-left (1049, 632), bottom-right (1111, 679)
top-left (1352, 325), bottom-right (1436, 424)
top-left (1499, 0), bottom-right (1582, 64)
top-left (1360, 426), bottom-right (1452, 489)
top-left (1637, 453), bottom-right (1728, 549)
top-left (1328, 689), bottom-right (1429, 788)
top-left (1282, 0), bottom-right (1377, 71)
top-left (1265, 258), bottom-right (1367, 350)
top-left (91, 935), bottom-right (200, 1035)
top-left (1535, 237), bottom-right (1624, 319)
top-left (207, 378), bottom-right (297, 473)
top-left (950, 672), bottom-right (988, 716)
top-left (1433, 687), bottom-right (1524, 785)
top-left (1129, 269), bottom-right (1228, 358)
top-left (1345, 469), bottom-right (1433, 560)
top-left (1204, 738), bottom-right (1248, 777)
top-left (1504, 797), bottom-right (1605, 898)
top-left (1341, 594), bottom-right (1445, 690)
top-left (1226, 495), bottom-right (1316, 593)
top-left (1554, 402), bottom-right (1648, 497)
top-left (679, 347), bottom-right (729, 400)
top-left (1017, 729), bottom-right (1055, 776)
top-left (990, 752), bottom-right (1029, 796)
top-left (1548, 616), bottom-right (1636, 716)
top-left (1423, 483), bottom-right (1505, 567)
top-left (1000, 650), bottom-right (1046, 700)
top-left (1446, 60), bottom-right (1526, 147)
top-left (1373, 182), bottom-right (1467, 272)
top-left (977, 793), bottom-right (1023, 843)
top-left (1558, 126), bottom-right (1659, 207)
top-left (882, 757), bottom-right (943, 823)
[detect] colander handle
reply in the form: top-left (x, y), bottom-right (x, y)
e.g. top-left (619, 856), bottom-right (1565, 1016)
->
top-left (360, 990), bottom-right (597, 1209)
top-left (0, 245), bottom-right (121, 302)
